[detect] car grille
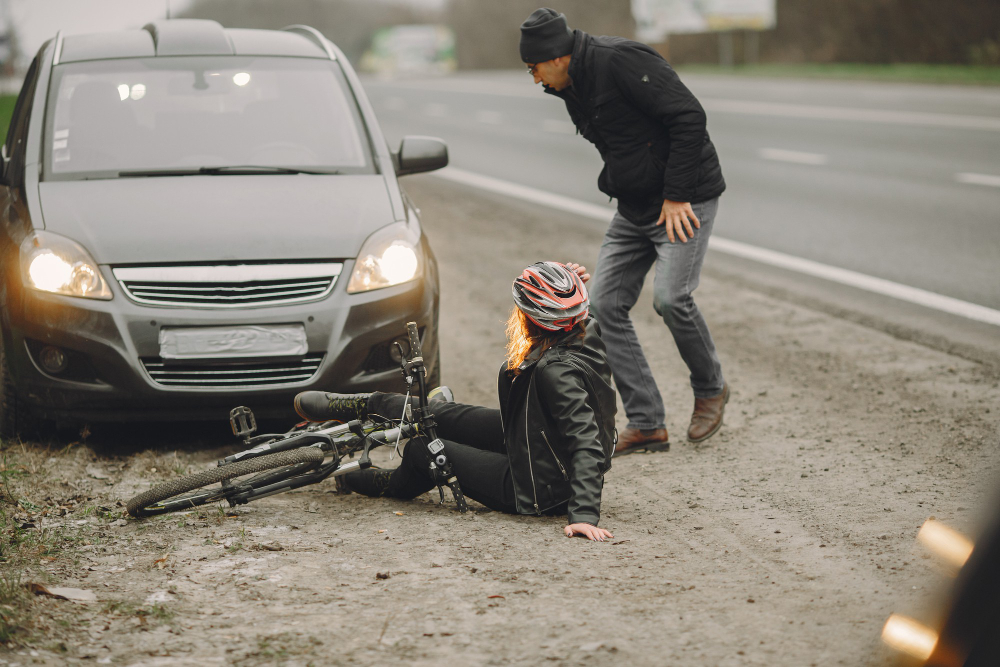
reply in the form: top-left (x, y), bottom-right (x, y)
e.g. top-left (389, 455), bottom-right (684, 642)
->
top-left (112, 263), bottom-right (343, 308)
top-left (142, 354), bottom-right (325, 387)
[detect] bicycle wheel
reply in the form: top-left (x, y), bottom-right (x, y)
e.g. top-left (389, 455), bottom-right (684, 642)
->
top-left (126, 447), bottom-right (325, 518)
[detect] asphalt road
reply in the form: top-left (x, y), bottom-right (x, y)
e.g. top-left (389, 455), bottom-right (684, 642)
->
top-left (362, 72), bottom-right (1000, 312)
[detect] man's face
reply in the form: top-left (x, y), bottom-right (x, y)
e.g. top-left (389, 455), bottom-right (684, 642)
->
top-left (527, 56), bottom-right (571, 90)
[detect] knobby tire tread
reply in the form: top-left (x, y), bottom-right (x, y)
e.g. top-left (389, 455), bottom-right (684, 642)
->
top-left (126, 447), bottom-right (325, 518)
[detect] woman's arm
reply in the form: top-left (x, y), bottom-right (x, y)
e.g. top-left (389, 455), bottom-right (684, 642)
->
top-left (535, 361), bottom-right (607, 528)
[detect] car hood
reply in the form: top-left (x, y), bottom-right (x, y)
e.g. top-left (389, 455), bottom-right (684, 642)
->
top-left (37, 175), bottom-right (396, 264)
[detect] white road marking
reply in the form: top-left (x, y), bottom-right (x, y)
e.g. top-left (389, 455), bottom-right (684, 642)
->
top-left (475, 110), bottom-right (503, 124)
top-left (703, 99), bottom-right (1000, 132)
top-left (956, 172), bottom-right (1000, 188)
top-left (543, 119), bottom-right (576, 134)
top-left (759, 148), bottom-right (828, 165)
top-left (434, 167), bottom-right (1000, 328)
top-left (423, 103), bottom-right (448, 117)
top-left (367, 79), bottom-right (1000, 132)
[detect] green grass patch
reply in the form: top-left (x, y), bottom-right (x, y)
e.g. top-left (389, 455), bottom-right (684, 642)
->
top-left (675, 63), bottom-right (1000, 86)
top-left (0, 446), bottom-right (63, 644)
top-left (0, 94), bottom-right (17, 142)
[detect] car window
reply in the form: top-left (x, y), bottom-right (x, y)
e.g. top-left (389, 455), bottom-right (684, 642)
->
top-left (43, 56), bottom-right (373, 180)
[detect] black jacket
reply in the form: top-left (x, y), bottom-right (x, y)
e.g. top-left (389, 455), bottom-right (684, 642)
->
top-left (547, 31), bottom-right (726, 223)
top-left (497, 319), bottom-right (617, 525)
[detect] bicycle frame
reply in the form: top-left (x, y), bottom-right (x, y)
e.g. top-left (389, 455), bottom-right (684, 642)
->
top-left (126, 321), bottom-right (468, 517)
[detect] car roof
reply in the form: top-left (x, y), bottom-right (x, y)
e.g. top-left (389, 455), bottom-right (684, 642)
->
top-left (55, 19), bottom-right (334, 64)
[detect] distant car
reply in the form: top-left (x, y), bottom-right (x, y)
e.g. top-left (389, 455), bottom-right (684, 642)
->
top-left (0, 20), bottom-right (447, 435)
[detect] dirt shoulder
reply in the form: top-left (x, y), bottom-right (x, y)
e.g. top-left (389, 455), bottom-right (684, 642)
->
top-left (2, 175), bottom-right (998, 666)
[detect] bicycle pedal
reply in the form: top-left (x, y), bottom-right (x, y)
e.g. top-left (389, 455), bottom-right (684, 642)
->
top-left (229, 406), bottom-right (257, 439)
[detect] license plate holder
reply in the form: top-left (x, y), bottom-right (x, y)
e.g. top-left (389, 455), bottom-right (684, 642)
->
top-left (158, 324), bottom-right (308, 360)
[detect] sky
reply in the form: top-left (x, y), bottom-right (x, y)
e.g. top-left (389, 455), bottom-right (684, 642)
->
top-left (6, 0), bottom-right (196, 65)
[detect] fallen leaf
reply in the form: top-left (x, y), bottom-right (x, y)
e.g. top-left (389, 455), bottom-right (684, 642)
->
top-left (394, 512), bottom-right (405, 516)
top-left (26, 583), bottom-right (97, 603)
top-left (487, 595), bottom-right (505, 599)
top-left (375, 572), bottom-right (390, 580)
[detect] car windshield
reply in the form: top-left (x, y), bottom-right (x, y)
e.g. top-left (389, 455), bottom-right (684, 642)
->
top-left (44, 56), bottom-right (373, 180)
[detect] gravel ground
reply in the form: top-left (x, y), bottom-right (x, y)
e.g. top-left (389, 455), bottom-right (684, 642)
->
top-left (1, 175), bottom-right (998, 666)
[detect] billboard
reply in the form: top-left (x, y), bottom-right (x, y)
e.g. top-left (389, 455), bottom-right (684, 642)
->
top-left (632, 0), bottom-right (776, 42)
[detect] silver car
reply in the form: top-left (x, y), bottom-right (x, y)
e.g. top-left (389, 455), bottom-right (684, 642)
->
top-left (0, 20), bottom-right (447, 435)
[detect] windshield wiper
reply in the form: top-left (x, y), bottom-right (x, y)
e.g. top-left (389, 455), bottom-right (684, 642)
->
top-left (118, 166), bottom-right (340, 178)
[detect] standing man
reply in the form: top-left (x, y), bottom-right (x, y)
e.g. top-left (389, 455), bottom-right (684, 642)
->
top-left (519, 8), bottom-right (729, 453)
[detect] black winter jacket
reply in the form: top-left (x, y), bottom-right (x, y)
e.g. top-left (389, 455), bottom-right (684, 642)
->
top-left (547, 31), bottom-right (726, 224)
top-left (497, 319), bottom-right (617, 525)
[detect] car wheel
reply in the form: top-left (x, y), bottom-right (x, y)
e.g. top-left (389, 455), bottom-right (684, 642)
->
top-left (0, 336), bottom-right (33, 440)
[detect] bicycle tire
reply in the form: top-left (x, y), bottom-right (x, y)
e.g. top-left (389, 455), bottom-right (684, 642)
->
top-left (126, 447), bottom-right (325, 518)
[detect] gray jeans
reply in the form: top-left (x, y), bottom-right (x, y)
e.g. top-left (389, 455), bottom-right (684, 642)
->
top-left (589, 198), bottom-right (724, 430)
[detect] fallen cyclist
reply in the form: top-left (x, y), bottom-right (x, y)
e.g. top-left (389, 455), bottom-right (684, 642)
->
top-left (294, 261), bottom-right (618, 541)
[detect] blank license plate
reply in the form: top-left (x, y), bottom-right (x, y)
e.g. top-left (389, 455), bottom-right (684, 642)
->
top-left (159, 324), bottom-right (308, 360)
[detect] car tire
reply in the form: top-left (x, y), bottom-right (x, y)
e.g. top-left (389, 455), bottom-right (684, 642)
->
top-left (0, 336), bottom-right (32, 440)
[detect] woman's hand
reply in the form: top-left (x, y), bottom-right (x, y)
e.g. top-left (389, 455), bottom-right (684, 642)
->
top-left (565, 262), bottom-right (591, 284)
top-left (564, 523), bottom-right (614, 541)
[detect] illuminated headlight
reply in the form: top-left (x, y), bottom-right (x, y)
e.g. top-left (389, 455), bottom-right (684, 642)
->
top-left (347, 221), bottom-right (422, 294)
top-left (20, 231), bottom-right (112, 300)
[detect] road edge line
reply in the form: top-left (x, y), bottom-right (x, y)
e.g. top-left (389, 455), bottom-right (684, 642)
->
top-left (433, 167), bottom-right (1000, 328)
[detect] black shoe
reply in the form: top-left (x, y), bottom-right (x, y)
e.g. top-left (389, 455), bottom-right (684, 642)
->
top-left (428, 385), bottom-right (454, 405)
top-left (294, 391), bottom-right (372, 422)
top-left (342, 467), bottom-right (394, 498)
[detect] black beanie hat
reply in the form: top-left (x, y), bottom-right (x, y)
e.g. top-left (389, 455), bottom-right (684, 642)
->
top-left (519, 8), bottom-right (574, 63)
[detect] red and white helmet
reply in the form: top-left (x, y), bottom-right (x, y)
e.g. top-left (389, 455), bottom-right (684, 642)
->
top-left (512, 261), bottom-right (589, 332)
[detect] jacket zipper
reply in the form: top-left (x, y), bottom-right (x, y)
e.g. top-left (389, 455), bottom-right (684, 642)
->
top-left (524, 375), bottom-right (541, 514)
top-left (540, 430), bottom-right (569, 481)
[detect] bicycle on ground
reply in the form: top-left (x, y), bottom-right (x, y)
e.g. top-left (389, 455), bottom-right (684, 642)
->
top-left (126, 322), bottom-right (468, 518)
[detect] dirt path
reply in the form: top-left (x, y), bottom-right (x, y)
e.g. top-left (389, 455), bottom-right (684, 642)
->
top-left (2, 176), bottom-right (998, 666)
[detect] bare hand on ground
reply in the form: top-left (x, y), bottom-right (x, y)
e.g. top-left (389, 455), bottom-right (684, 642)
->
top-left (565, 262), bottom-right (591, 284)
top-left (656, 199), bottom-right (700, 243)
top-left (564, 523), bottom-right (614, 541)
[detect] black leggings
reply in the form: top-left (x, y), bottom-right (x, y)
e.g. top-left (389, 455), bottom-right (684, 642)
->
top-left (368, 392), bottom-right (518, 514)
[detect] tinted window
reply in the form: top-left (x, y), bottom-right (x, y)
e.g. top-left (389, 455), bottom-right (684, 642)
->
top-left (4, 56), bottom-right (40, 187)
top-left (43, 56), bottom-right (373, 180)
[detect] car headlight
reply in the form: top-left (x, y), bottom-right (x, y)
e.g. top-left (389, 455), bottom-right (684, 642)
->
top-left (20, 231), bottom-right (112, 300)
top-left (347, 221), bottom-right (422, 294)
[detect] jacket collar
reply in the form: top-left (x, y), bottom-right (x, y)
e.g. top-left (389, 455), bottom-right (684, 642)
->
top-left (545, 30), bottom-right (589, 100)
top-left (516, 324), bottom-right (588, 373)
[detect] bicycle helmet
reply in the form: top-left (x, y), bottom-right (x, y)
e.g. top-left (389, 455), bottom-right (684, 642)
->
top-left (512, 261), bottom-right (589, 332)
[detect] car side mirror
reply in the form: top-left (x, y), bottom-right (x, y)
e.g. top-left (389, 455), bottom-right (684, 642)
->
top-left (395, 136), bottom-right (448, 177)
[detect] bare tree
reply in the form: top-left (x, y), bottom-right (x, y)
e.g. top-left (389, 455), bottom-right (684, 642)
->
top-left (179, 0), bottom-right (442, 65)
top-left (446, 0), bottom-right (635, 70)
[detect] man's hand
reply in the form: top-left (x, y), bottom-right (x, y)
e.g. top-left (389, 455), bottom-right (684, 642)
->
top-left (656, 199), bottom-right (701, 243)
top-left (564, 523), bottom-right (614, 541)
top-left (565, 262), bottom-right (590, 284)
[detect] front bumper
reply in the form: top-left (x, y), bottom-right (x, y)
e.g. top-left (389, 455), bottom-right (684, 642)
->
top-left (2, 260), bottom-right (438, 424)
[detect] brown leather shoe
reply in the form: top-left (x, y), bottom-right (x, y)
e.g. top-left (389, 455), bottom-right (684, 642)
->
top-left (614, 427), bottom-right (670, 456)
top-left (688, 383), bottom-right (730, 443)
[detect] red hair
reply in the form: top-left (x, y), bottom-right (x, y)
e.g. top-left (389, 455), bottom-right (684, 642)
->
top-left (505, 307), bottom-right (584, 375)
